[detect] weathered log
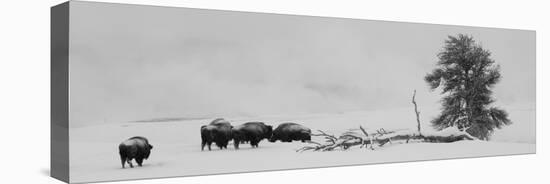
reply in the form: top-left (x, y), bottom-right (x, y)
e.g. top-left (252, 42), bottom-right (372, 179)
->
top-left (297, 127), bottom-right (475, 152)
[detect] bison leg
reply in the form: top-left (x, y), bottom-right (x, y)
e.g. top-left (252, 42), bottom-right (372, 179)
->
top-left (120, 156), bottom-right (126, 169)
top-left (220, 142), bottom-right (227, 149)
top-left (127, 159), bottom-right (134, 168)
top-left (234, 139), bottom-right (240, 149)
top-left (250, 138), bottom-right (259, 148)
top-left (136, 158), bottom-right (143, 167)
top-left (250, 139), bottom-right (255, 148)
top-left (207, 142), bottom-right (212, 151)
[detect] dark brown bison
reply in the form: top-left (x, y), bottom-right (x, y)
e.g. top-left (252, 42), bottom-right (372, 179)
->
top-left (118, 136), bottom-right (153, 168)
top-left (201, 118), bottom-right (233, 151)
top-left (269, 122), bottom-right (311, 142)
top-left (232, 122), bottom-right (273, 149)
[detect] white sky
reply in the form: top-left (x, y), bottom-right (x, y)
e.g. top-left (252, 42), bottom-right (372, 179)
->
top-left (68, 2), bottom-right (535, 127)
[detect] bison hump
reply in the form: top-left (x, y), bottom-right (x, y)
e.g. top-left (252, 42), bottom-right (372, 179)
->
top-left (121, 138), bottom-right (148, 148)
top-left (202, 125), bottom-right (218, 131)
top-left (210, 118), bottom-right (230, 125)
top-left (282, 123), bottom-right (309, 132)
top-left (234, 123), bottom-right (265, 132)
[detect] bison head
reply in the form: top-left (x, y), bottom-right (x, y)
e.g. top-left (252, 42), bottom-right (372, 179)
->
top-left (201, 125), bottom-right (218, 140)
top-left (268, 134), bottom-right (277, 142)
top-left (144, 144), bottom-right (153, 159)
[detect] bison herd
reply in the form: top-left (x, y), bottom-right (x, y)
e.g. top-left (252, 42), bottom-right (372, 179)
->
top-left (201, 118), bottom-right (311, 151)
top-left (118, 118), bottom-right (311, 168)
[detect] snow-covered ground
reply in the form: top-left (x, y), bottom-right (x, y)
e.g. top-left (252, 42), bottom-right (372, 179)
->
top-left (69, 106), bottom-right (535, 183)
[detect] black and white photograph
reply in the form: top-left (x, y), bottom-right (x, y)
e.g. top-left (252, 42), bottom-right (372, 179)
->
top-left (53, 1), bottom-right (537, 183)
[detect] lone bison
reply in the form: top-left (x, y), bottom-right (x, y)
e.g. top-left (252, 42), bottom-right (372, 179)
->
top-left (118, 136), bottom-right (153, 168)
top-left (232, 122), bottom-right (273, 149)
top-left (269, 122), bottom-right (311, 143)
top-left (201, 118), bottom-right (233, 151)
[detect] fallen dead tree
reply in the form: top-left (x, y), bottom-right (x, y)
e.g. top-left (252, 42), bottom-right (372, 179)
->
top-left (297, 126), bottom-right (476, 152)
top-left (297, 90), bottom-right (477, 152)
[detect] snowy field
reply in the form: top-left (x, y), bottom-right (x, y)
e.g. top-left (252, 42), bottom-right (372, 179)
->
top-left (69, 105), bottom-right (535, 183)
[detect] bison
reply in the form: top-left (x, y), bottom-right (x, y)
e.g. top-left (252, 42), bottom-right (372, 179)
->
top-left (232, 122), bottom-right (273, 149)
top-left (201, 118), bottom-right (233, 151)
top-left (269, 122), bottom-right (311, 143)
top-left (118, 136), bottom-right (153, 168)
